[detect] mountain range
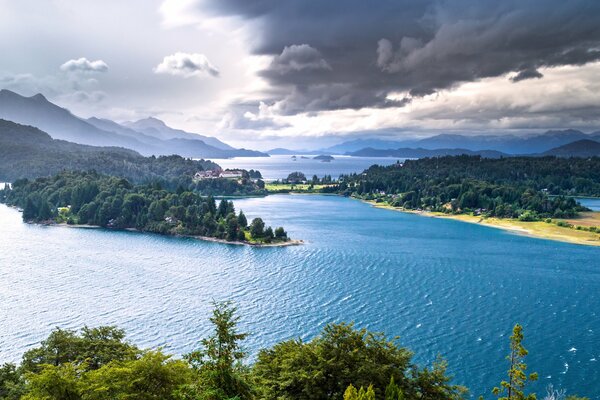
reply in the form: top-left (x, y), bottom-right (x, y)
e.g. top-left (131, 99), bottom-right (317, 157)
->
top-left (271, 130), bottom-right (600, 156)
top-left (0, 89), bottom-right (266, 159)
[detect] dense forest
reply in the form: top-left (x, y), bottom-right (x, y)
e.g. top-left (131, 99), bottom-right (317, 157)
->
top-left (0, 171), bottom-right (287, 244)
top-left (0, 119), bottom-right (218, 183)
top-left (336, 156), bottom-right (600, 219)
top-left (0, 302), bottom-right (587, 400)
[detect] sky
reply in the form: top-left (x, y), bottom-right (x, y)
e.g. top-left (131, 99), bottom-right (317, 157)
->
top-left (1, 0), bottom-right (600, 149)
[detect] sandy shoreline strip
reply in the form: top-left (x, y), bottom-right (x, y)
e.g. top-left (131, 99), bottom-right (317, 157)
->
top-left (363, 200), bottom-right (600, 247)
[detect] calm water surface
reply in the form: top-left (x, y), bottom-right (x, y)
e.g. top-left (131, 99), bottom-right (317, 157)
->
top-left (211, 155), bottom-right (403, 180)
top-left (577, 197), bottom-right (600, 212)
top-left (1, 195), bottom-right (599, 398)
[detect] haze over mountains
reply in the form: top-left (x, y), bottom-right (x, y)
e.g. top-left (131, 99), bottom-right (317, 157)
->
top-left (269, 130), bottom-right (600, 157)
top-left (2, 88), bottom-right (600, 160)
top-left (0, 89), bottom-right (265, 159)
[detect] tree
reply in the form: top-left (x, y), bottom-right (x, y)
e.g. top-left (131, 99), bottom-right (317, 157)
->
top-left (80, 351), bottom-right (192, 400)
top-left (23, 363), bottom-right (81, 400)
top-left (250, 218), bottom-right (265, 239)
top-left (238, 210), bottom-right (248, 228)
top-left (493, 324), bottom-right (538, 400)
top-left (274, 227), bottom-right (287, 240)
top-left (0, 363), bottom-right (24, 400)
top-left (22, 196), bottom-right (38, 221)
top-left (252, 323), bottom-right (414, 400)
top-left (226, 213), bottom-right (240, 242)
top-left (184, 301), bottom-right (252, 400)
top-left (21, 326), bottom-right (138, 373)
top-left (286, 172), bottom-right (306, 184)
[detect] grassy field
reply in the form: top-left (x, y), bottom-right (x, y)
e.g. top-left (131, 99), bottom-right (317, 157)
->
top-left (265, 183), bottom-right (334, 193)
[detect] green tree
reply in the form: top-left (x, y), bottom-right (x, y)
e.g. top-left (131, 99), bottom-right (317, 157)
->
top-left (184, 301), bottom-right (251, 400)
top-left (23, 363), bottom-right (81, 400)
top-left (249, 218), bottom-right (265, 239)
top-left (0, 363), bottom-right (24, 400)
top-left (21, 326), bottom-right (138, 373)
top-left (252, 323), bottom-right (414, 400)
top-left (493, 324), bottom-right (538, 400)
top-left (237, 211), bottom-right (248, 228)
top-left (226, 213), bottom-right (240, 242)
top-left (274, 227), bottom-right (287, 241)
top-left (80, 351), bottom-right (192, 400)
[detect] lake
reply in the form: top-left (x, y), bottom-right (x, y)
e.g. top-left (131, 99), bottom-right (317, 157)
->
top-left (1, 195), bottom-right (599, 398)
top-left (577, 197), bottom-right (600, 212)
top-left (210, 155), bottom-right (404, 180)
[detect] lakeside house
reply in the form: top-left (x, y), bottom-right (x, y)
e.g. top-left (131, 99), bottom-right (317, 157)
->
top-left (194, 169), bottom-right (245, 181)
top-left (220, 170), bottom-right (244, 180)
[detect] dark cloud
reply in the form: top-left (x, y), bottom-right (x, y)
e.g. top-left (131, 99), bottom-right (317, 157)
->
top-left (510, 69), bottom-right (544, 82)
top-left (195, 0), bottom-right (600, 113)
top-left (270, 44), bottom-right (330, 73)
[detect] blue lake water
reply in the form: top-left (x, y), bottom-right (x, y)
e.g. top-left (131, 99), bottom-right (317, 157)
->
top-left (211, 155), bottom-right (403, 180)
top-left (1, 195), bottom-right (599, 398)
top-left (577, 198), bottom-right (600, 212)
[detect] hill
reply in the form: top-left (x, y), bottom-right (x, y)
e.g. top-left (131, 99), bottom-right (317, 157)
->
top-left (348, 147), bottom-right (507, 158)
top-left (542, 139), bottom-right (600, 157)
top-left (0, 119), bottom-right (217, 182)
top-left (123, 117), bottom-right (234, 150)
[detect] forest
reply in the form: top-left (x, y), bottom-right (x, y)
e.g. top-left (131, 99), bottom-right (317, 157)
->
top-left (0, 302), bottom-right (587, 400)
top-left (0, 171), bottom-right (287, 244)
top-left (0, 119), bottom-right (218, 183)
top-left (335, 156), bottom-right (600, 219)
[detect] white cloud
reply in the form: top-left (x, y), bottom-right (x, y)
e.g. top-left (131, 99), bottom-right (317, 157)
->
top-left (60, 58), bottom-right (108, 73)
top-left (153, 52), bottom-right (219, 78)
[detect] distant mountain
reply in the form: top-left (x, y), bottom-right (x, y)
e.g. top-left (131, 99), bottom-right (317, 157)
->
top-left (0, 89), bottom-right (152, 151)
top-left (124, 117), bottom-right (234, 151)
top-left (542, 139), bottom-right (600, 157)
top-left (0, 119), bottom-right (217, 182)
top-left (267, 148), bottom-right (320, 155)
top-left (322, 139), bottom-right (418, 154)
top-left (348, 147), bottom-right (507, 158)
top-left (0, 89), bottom-right (266, 159)
top-left (322, 130), bottom-right (596, 155)
top-left (86, 117), bottom-right (266, 159)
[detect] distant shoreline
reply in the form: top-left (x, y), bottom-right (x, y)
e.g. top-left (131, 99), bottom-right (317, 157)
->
top-left (363, 200), bottom-right (600, 247)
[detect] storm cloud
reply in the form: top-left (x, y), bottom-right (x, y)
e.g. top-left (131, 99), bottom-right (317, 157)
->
top-left (168, 0), bottom-right (600, 113)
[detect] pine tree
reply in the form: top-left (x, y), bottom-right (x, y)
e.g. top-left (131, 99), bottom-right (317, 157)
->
top-left (493, 324), bottom-right (538, 400)
top-left (185, 301), bottom-right (251, 400)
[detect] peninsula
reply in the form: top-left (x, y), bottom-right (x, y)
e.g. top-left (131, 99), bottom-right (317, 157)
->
top-left (0, 171), bottom-right (294, 247)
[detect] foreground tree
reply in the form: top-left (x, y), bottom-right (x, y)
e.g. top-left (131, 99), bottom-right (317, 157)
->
top-left (492, 324), bottom-right (538, 400)
top-left (182, 301), bottom-right (252, 400)
top-left (251, 322), bottom-right (464, 400)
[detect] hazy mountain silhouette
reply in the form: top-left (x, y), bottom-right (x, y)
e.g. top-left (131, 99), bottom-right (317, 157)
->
top-left (0, 90), bottom-right (266, 158)
top-left (542, 139), bottom-right (600, 157)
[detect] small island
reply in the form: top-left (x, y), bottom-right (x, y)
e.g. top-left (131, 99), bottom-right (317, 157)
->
top-left (0, 171), bottom-right (298, 247)
top-left (313, 154), bottom-right (334, 162)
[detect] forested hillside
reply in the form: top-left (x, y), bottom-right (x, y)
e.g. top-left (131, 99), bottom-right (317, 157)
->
top-left (0, 119), bottom-right (218, 182)
top-left (336, 156), bottom-right (600, 219)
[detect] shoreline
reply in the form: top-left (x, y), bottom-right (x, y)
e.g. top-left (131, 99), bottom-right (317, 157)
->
top-left (44, 221), bottom-right (303, 248)
top-left (363, 199), bottom-right (600, 247)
